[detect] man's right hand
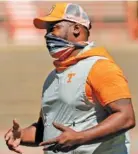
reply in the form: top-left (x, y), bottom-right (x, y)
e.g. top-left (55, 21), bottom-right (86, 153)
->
top-left (4, 119), bottom-right (23, 154)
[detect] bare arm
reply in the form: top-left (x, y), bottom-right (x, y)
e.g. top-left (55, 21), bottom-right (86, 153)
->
top-left (39, 98), bottom-right (136, 153)
top-left (5, 116), bottom-right (44, 153)
top-left (38, 61), bottom-right (136, 152)
top-left (80, 60), bottom-right (136, 143)
top-left (21, 117), bottom-right (44, 146)
top-left (78, 98), bottom-right (135, 144)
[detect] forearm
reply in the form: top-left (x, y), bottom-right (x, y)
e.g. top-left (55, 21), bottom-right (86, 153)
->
top-left (20, 124), bottom-right (38, 146)
top-left (79, 112), bottom-right (135, 145)
top-left (21, 117), bottom-right (44, 146)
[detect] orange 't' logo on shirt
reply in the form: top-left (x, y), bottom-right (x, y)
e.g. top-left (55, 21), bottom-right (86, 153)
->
top-left (67, 73), bottom-right (76, 83)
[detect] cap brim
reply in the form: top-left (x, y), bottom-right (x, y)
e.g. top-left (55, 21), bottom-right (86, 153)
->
top-left (33, 16), bottom-right (63, 29)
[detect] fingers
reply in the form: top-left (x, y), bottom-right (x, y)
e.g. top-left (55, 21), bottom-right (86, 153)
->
top-left (6, 137), bottom-right (22, 154)
top-left (13, 138), bottom-right (21, 148)
top-left (39, 137), bottom-right (58, 146)
top-left (7, 136), bottom-right (14, 145)
top-left (13, 119), bottom-right (20, 130)
top-left (6, 137), bottom-right (15, 150)
top-left (43, 143), bottom-right (63, 152)
top-left (43, 144), bottom-right (71, 153)
top-left (43, 144), bottom-right (56, 151)
top-left (53, 122), bottom-right (70, 132)
top-left (5, 119), bottom-right (20, 141)
top-left (12, 146), bottom-right (22, 154)
top-left (4, 120), bottom-right (22, 154)
top-left (6, 139), bottom-right (22, 153)
top-left (5, 129), bottom-right (21, 150)
top-left (51, 144), bottom-right (63, 153)
top-left (8, 145), bottom-right (22, 154)
top-left (4, 129), bottom-right (12, 141)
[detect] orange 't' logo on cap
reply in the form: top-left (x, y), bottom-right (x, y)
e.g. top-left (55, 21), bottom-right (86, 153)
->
top-left (67, 73), bottom-right (76, 83)
top-left (48, 5), bottom-right (55, 15)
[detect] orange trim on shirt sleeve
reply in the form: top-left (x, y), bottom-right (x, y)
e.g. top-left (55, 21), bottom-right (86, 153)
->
top-left (85, 59), bottom-right (131, 106)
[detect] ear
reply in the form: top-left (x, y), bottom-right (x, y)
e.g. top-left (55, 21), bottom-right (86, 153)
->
top-left (73, 24), bottom-right (80, 37)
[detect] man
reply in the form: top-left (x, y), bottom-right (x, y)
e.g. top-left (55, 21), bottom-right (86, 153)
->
top-left (5, 3), bottom-right (135, 154)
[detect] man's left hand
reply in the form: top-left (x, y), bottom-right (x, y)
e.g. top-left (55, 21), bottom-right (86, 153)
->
top-left (39, 122), bottom-right (82, 152)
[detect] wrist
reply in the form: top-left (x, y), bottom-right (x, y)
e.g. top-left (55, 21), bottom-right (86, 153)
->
top-left (20, 128), bottom-right (24, 142)
top-left (76, 131), bottom-right (86, 145)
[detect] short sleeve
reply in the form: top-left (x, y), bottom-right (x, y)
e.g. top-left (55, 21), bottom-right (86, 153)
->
top-left (87, 59), bottom-right (131, 106)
